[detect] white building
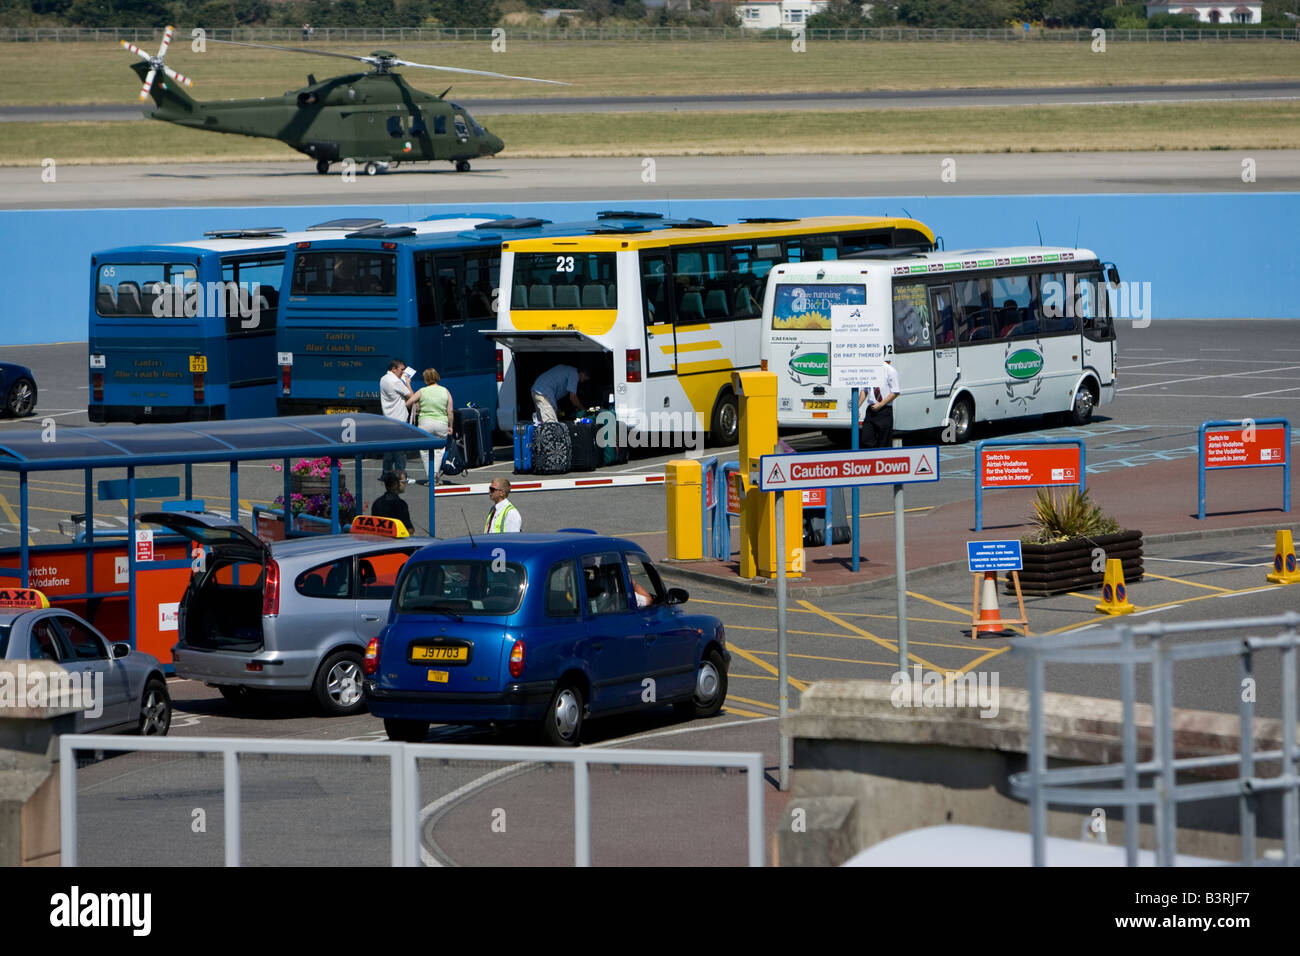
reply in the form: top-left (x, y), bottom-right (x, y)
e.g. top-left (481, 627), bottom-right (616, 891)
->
top-left (1143, 2), bottom-right (1262, 23)
top-left (734, 0), bottom-right (831, 30)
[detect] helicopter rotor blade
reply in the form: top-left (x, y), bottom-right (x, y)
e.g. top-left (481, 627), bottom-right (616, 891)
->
top-left (120, 40), bottom-right (152, 62)
top-left (163, 65), bottom-right (194, 88)
top-left (155, 24), bottom-right (174, 61)
top-left (139, 67), bottom-right (158, 101)
top-left (206, 37), bottom-right (377, 65)
top-left (390, 59), bottom-right (570, 85)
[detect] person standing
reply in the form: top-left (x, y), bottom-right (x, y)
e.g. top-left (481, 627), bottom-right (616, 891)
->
top-left (370, 471), bottom-right (412, 532)
top-left (405, 368), bottom-right (453, 483)
top-left (484, 478), bottom-right (522, 533)
top-left (859, 359), bottom-right (900, 449)
top-left (379, 358), bottom-right (413, 476)
top-left (530, 364), bottom-right (590, 423)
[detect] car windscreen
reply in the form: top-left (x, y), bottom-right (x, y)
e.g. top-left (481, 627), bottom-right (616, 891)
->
top-left (396, 560), bottom-right (526, 615)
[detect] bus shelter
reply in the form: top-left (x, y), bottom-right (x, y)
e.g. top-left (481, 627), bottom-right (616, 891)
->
top-left (0, 415), bottom-right (441, 666)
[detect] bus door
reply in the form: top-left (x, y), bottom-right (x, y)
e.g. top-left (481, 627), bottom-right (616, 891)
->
top-left (433, 255), bottom-right (467, 374)
top-left (926, 284), bottom-right (958, 398)
top-left (641, 252), bottom-right (677, 376)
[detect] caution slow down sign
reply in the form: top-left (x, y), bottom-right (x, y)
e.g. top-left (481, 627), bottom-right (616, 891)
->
top-left (758, 447), bottom-right (940, 491)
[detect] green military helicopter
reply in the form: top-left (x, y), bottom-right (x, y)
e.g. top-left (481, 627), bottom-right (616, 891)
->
top-left (122, 27), bottom-right (566, 175)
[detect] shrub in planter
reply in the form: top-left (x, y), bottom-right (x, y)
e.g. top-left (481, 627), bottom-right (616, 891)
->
top-left (1008, 488), bottom-right (1143, 596)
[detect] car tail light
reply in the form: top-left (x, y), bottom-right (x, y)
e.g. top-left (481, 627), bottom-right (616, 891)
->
top-left (626, 348), bottom-right (641, 383)
top-left (296, 241), bottom-right (310, 250)
top-left (92, 371), bottom-right (103, 402)
top-left (281, 363), bottom-right (292, 396)
top-left (364, 636), bottom-right (380, 676)
top-left (495, 349), bottom-right (503, 383)
top-left (262, 558), bottom-right (280, 617)
top-left (193, 371), bottom-right (205, 403)
top-left (508, 639), bottom-right (525, 678)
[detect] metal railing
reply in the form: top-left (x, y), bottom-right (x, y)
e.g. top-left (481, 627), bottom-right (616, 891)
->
top-left (59, 735), bottom-right (765, 866)
top-left (1009, 612), bottom-right (1300, 866)
top-left (4, 26), bottom-right (1297, 43)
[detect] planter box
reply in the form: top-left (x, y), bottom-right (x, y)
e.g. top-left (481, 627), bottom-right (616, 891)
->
top-left (291, 474), bottom-right (347, 499)
top-left (1007, 529), bottom-right (1143, 596)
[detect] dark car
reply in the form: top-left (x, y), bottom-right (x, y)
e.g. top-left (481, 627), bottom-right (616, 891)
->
top-left (0, 360), bottom-right (37, 417)
top-left (363, 533), bottom-right (729, 745)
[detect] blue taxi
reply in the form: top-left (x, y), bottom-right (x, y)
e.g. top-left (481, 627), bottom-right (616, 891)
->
top-left (363, 533), bottom-right (729, 745)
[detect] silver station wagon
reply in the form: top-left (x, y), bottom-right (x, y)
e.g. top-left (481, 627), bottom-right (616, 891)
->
top-left (139, 512), bottom-right (434, 715)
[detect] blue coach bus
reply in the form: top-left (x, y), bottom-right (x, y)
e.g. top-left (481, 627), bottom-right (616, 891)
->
top-left (276, 212), bottom-right (720, 430)
top-left (88, 214), bottom-right (502, 423)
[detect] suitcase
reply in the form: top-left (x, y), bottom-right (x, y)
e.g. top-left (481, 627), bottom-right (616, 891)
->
top-left (594, 408), bottom-right (627, 467)
top-left (531, 421), bottom-right (571, 475)
top-left (566, 419), bottom-right (600, 472)
top-left (513, 422), bottom-right (535, 474)
top-left (454, 406), bottom-right (494, 469)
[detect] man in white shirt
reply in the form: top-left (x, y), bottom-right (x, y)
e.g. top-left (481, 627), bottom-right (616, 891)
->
top-left (530, 364), bottom-right (590, 423)
top-left (380, 358), bottom-right (413, 474)
top-left (484, 478), bottom-right (523, 533)
top-left (859, 360), bottom-right (900, 449)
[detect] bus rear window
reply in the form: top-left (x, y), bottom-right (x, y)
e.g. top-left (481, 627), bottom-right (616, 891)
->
top-left (512, 252), bottom-right (616, 310)
top-left (770, 283), bottom-right (864, 331)
top-left (96, 263), bottom-right (197, 317)
top-left (290, 252), bottom-right (395, 296)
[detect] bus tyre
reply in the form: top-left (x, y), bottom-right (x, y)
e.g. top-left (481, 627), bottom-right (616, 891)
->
top-left (947, 396), bottom-right (974, 444)
top-left (708, 391), bottom-right (739, 447)
top-left (1068, 384), bottom-right (1095, 426)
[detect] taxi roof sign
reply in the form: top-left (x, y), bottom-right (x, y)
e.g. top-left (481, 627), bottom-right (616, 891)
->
top-left (350, 515), bottom-right (410, 538)
top-left (0, 587), bottom-right (50, 609)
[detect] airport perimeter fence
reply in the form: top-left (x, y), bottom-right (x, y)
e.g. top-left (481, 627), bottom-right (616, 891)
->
top-left (4, 26), bottom-right (1298, 43)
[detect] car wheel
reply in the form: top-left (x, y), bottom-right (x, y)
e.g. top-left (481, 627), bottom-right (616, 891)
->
top-left (1068, 382), bottom-right (1095, 426)
top-left (682, 649), bottom-right (727, 719)
top-left (541, 681), bottom-right (584, 747)
top-left (708, 390), bottom-right (739, 447)
top-left (313, 650), bottom-right (367, 716)
top-left (383, 718), bottom-right (429, 743)
top-left (945, 395), bottom-right (974, 444)
top-left (4, 377), bottom-right (36, 417)
top-left (137, 678), bottom-right (171, 736)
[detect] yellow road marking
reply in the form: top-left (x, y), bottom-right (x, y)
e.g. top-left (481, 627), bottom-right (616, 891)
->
top-left (726, 695), bottom-right (779, 712)
top-left (749, 649), bottom-right (899, 669)
top-left (721, 705), bottom-right (768, 719)
top-left (1142, 572), bottom-right (1232, 593)
top-left (796, 600), bottom-right (944, 672)
top-left (858, 506), bottom-right (934, 519)
top-left (0, 491), bottom-right (33, 546)
top-left (906, 590), bottom-right (970, 617)
top-left (694, 596), bottom-right (968, 627)
top-left (724, 622), bottom-right (990, 653)
top-left (949, 644), bottom-right (1011, 678)
top-left (1066, 592), bottom-right (1097, 601)
top-left (728, 673), bottom-right (777, 681)
top-left (728, 643), bottom-right (808, 693)
top-left (1035, 582), bottom-right (1284, 637)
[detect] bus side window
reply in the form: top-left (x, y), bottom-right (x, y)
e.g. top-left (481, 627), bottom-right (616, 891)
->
top-left (435, 257), bottom-right (464, 325)
top-left (641, 254), bottom-right (669, 324)
top-left (463, 253), bottom-right (497, 321)
top-left (954, 278), bottom-right (990, 343)
top-left (990, 275), bottom-right (1033, 339)
top-left (415, 253), bottom-right (437, 326)
top-left (1038, 272), bottom-right (1077, 333)
top-left (891, 283), bottom-right (930, 353)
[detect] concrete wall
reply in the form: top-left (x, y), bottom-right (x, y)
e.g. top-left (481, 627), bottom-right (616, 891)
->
top-left (5, 192), bottom-right (1298, 346)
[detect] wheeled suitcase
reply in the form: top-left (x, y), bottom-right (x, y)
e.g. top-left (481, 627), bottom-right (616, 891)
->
top-left (566, 419), bottom-right (600, 472)
top-left (513, 422), bottom-right (535, 473)
top-left (593, 408), bottom-right (627, 466)
top-left (531, 421), bottom-right (572, 475)
top-left (454, 405), bottom-right (494, 469)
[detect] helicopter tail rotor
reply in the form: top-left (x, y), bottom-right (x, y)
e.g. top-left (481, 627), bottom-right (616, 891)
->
top-left (122, 25), bottom-right (193, 102)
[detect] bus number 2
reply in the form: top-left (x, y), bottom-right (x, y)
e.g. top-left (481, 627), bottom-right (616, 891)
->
top-left (555, 256), bottom-right (575, 273)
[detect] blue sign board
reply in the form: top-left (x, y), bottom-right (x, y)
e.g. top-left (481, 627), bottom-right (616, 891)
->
top-left (98, 476), bottom-right (181, 501)
top-left (967, 540), bottom-right (1023, 573)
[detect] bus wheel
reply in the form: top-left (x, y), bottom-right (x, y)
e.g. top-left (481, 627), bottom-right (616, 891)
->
top-left (315, 159), bottom-right (329, 175)
top-left (1068, 383), bottom-right (1095, 426)
top-left (708, 391), bottom-right (739, 447)
top-left (946, 396), bottom-right (974, 444)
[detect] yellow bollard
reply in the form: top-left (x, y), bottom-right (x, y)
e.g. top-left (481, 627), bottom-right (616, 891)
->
top-left (1265, 529), bottom-right (1300, 584)
top-left (732, 370), bottom-right (802, 579)
top-left (665, 459), bottom-right (703, 560)
top-left (1095, 558), bottom-right (1136, 615)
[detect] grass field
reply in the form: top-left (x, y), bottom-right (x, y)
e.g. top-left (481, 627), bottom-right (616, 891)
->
top-left (4, 101), bottom-right (1297, 166)
top-left (7, 38), bottom-right (1300, 106)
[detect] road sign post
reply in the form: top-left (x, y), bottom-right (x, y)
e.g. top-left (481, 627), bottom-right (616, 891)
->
top-left (760, 445), bottom-right (939, 790)
top-left (1197, 418), bottom-right (1290, 520)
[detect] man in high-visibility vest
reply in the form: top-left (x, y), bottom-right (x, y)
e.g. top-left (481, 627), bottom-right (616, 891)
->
top-left (484, 478), bottom-right (522, 533)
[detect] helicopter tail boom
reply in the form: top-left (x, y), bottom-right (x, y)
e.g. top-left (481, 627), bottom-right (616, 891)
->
top-left (130, 61), bottom-right (205, 124)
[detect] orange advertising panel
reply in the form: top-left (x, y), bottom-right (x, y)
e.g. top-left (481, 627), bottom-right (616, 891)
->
top-left (727, 472), bottom-right (742, 516)
top-left (801, 488), bottom-right (827, 508)
top-left (981, 448), bottom-right (1081, 487)
top-left (1204, 428), bottom-right (1287, 469)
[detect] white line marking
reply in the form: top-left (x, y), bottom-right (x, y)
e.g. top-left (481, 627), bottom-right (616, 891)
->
top-left (1119, 359), bottom-right (1195, 370)
top-left (1119, 365), bottom-right (1300, 393)
top-left (1132, 605), bottom-right (1181, 616)
top-left (1217, 587), bottom-right (1281, 598)
top-left (1241, 386), bottom-right (1300, 398)
top-left (1145, 556), bottom-right (1272, 568)
top-left (1201, 348), bottom-right (1240, 352)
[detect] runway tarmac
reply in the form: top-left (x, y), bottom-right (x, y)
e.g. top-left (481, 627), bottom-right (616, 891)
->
top-left (4, 151), bottom-right (1297, 208)
top-left (4, 80), bottom-right (1298, 122)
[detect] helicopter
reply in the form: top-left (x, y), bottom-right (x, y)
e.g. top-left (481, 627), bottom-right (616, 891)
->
top-left (122, 27), bottom-right (567, 175)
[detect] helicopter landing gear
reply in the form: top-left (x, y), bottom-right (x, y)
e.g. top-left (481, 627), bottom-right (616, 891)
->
top-left (364, 162), bottom-right (379, 176)
top-left (455, 160), bottom-right (471, 172)
top-left (315, 159), bottom-right (330, 175)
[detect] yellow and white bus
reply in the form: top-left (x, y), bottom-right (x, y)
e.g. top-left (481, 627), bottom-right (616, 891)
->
top-left (760, 246), bottom-right (1120, 442)
top-left (488, 214), bottom-right (936, 445)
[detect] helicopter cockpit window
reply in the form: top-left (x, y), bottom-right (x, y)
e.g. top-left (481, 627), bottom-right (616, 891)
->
top-left (433, 116), bottom-right (446, 135)
top-left (465, 113), bottom-right (486, 137)
top-left (453, 115), bottom-right (469, 140)
top-left (386, 116), bottom-right (403, 138)
top-left (96, 263), bottom-right (197, 318)
top-left (290, 252), bottom-right (395, 296)
top-left (410, 116), bottom-right (428, 136)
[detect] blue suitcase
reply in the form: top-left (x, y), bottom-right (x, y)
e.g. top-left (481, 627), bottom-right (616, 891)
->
top-left (513, 423), bottom-right (535, 473)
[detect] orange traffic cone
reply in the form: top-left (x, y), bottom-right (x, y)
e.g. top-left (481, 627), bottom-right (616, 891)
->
top-left (1096, 558), bottom-right (1136, 615)
top-left (974, 571), bottom-right (1011, 636)
top-left (1265, 530), bottom-right (1300, 585)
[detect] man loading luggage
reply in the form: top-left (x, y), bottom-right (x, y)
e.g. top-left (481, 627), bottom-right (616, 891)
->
top-left (530, 364), bottom-right (591, 423)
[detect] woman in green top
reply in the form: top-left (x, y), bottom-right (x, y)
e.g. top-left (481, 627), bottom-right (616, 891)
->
top-left (404, 367), bottom-right (454, 482)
